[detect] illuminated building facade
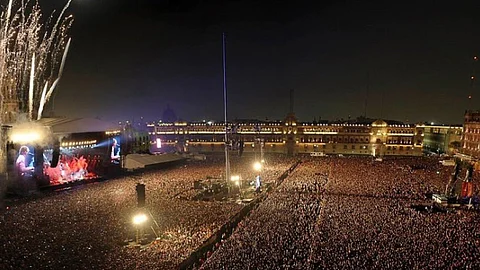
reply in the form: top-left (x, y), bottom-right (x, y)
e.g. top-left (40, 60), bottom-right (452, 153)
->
top-left (462, 110), bottom-right (480, 158)
top-left (148, 118), bottom-right (425, 156)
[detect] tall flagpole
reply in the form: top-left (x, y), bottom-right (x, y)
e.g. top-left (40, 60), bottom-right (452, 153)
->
top-left (223, 33), bottom-right (231, 187)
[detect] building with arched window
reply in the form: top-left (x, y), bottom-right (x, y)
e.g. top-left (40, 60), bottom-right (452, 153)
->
top-left (147, 117), bottom-right (427, 156)
top-left (462, 110), bottom-right (480, 159)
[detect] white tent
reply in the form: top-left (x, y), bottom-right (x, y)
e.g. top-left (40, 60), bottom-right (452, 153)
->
top-left (124, 153), bottom-right (184, 170)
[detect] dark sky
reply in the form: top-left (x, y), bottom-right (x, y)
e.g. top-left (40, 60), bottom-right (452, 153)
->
top-left (41, 0), bottom-right (480, 124)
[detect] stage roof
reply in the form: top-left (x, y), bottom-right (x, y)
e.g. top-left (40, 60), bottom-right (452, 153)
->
top-left (37, 117), bottom-right (118, 134)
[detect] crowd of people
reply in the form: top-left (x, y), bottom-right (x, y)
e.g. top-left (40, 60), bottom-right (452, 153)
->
top-left (308, 157), bottom-right (480, 269)
top-left (200, 159), bottom-right (329, 269)
top-left (0, 154), bottom-right (294, 269)
top-left (200, 156), bottom-right (480, 269)
top-left (1, 154), bottom-right (480, 269)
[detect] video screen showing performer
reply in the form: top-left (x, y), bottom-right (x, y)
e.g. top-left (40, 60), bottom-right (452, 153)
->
top-left (110, 137), bottom-right (121, 165)
top-left (16, 145), bottom-right (35, 179)
top-left (42, 137), bottom-right (106, 185)
top-left (9, 144), bottom-right (37, 193)
top-left (44, 152), bottom-right (92, 185)
top-left (7, 132), bottom-right (107, 188)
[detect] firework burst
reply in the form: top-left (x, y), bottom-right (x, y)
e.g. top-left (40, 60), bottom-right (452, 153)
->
top-left (0, 0), bottom-right (73, 123)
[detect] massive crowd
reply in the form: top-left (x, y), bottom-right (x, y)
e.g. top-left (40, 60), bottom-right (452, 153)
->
top-left (200, 156), bottom-right (480, 270)
top-left (200, 159), bottom-right (330, 269)
top-left (0, 154), bottom-right (293, 270)
top-left (310, 157), bottom-right (480, 269)
top-left (1, 155), bottom-right (479, 269)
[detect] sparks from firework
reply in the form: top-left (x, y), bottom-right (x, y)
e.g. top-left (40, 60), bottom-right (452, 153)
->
top-left (0, 0), bottom-right (73, 122)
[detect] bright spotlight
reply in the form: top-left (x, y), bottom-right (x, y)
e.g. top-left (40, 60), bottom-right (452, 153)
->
top-left (132, 213), bottom-right (148, 225)
top-left (231, 175), bottom-right (240, 181)
top-left (253, 162), bottom-right (262, 171)
top-left (11, 131), bottom-right (42, 143)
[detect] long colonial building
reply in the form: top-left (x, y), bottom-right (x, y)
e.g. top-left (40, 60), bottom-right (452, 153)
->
top-left (147, 115), bottom-right (426, 156)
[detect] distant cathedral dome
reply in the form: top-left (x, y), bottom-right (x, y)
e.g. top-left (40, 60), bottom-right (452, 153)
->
top-left (162, 105), bottom-right (177, 122)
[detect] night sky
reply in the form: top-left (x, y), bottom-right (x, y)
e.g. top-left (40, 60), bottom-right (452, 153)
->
top-left (42, 0), bottom-right (480, 124)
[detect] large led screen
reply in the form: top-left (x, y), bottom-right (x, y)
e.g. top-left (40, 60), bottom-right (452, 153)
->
top-left (7, 133), bottom-right (121, 190)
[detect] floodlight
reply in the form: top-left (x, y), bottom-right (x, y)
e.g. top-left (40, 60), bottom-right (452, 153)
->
top-left (253, 162), bottom-right (262, 171)
top-left (11, 131), bottom-right (41, 143)
top-left (132, 213), bottom-right (148, 225)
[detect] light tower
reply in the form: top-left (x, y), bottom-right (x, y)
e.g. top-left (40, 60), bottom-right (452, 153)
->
top-left (130, 182), bottom-right (161, 246)
top-left (222, 32), bottom-right (231, 188)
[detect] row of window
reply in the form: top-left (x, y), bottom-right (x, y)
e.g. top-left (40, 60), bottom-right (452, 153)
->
top-left (387, 139), bottom-right (412, 144)
top-left (183, 143), bottom-right (417, 155)
top-left (301, 137), bottom-right (370, 143)
top-left (159, 138), bottom-right (419, 146)
top-left (463, 136), bottom-right (480, 141)
top-left (387, 129), bottom-right (415, 134)
top-left (387, 146), bottom-right (414, 151)
top-left (464, 127), bottom-right (480, 134)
